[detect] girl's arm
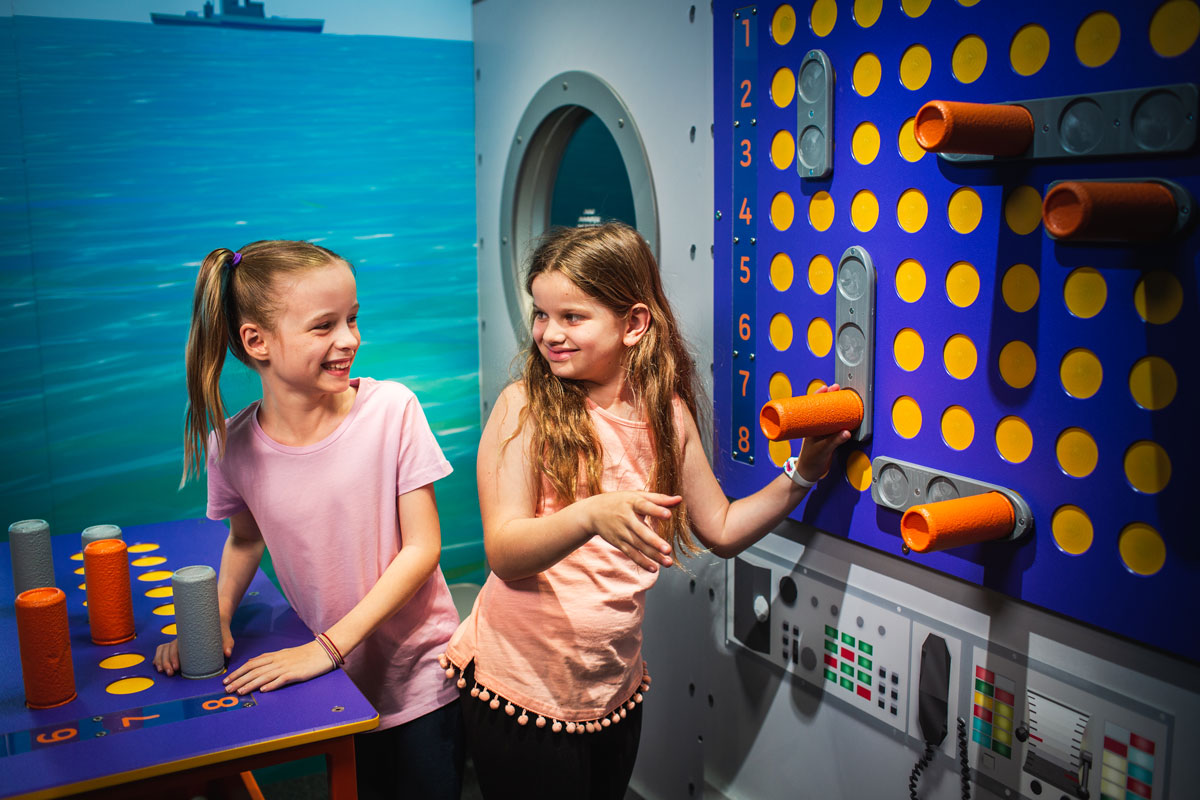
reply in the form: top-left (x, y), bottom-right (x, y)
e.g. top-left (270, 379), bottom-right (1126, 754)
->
top-left (482, 383), bottom-right (679, 581)
top-left (222, 483), bottom-right (443, 694)
top-left (682, 384), bottom-right (852, 558)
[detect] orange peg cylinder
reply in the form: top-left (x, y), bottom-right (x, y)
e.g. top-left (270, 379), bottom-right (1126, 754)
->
top-left (16, 587), bottom-right (77, 709)
top-left (760, 390), bottom-right (863, 441)
top-left (1043, 181), bottom-right (1178, 242)
top-left (901, 492), bottom-right (1015, 554)
top-left (84, 538), bottom-right (135, 645)
top-left (914, 100), bottom-right (1034, 156)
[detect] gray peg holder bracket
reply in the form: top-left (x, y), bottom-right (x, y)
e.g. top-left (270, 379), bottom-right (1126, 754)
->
top-left (835, 246), bottom-right (875, 442)
top-left (796, 49), bottom-right (833, 179)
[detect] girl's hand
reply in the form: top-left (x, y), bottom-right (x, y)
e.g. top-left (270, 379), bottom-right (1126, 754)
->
top-left (584, 491), bottom-right (682, 572)
top-left (796, 383), bottom-right (854, 482)
top-left (152, 626), bottom-right (235, 677)
top-left (223, 640), bottom-right (335, 695)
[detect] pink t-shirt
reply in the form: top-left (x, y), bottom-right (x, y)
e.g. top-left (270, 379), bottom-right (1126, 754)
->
top-left (207, 377), bottom-right (460, 730)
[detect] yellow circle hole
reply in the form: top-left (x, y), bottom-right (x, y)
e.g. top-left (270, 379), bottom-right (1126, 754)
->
top-left (892, 396), bottom-right (923, 439)
top-left (153, 603), bottom-right (176, 616)
top-left (1010, 24), bottom-right (1051, 76)
top-left (946, 262), bottom-right (980, 308)
top-left (131, 556), bottom-right (167, 567)
top-left (1056, 427), bottom-right (1098, 478)
top-left (898, 118), bottom-right (925, 162)
top-left (943, 334), bottom-right (978, 380)
top-left (772, 67), bottom-right (796, 108)
top-left (1052, 505), bottom-right (1093, 555)
top-left (811, 0), bottom-right (837, 37)
top-left (808, 318), bottom-right (833, 357)
top-left (772, 4), bottom-right (798, 45)
top-left (161, 623), bottom-right (177, 635)
top-left (771, 192), bottom-right (795, 231)
top-left (1064, 267), bottom-right (1107, 319)
top-left (809, 191), bottom-right (835, 231)
top-left (769, 372), bottom-right (794, 400)
top-left (771, 313), bottom-right (795, 351)
top-left (770, 252), bottom-right (795, 291)
top-left (996, 416), bottom-right (1033, 463)
top-left (1004, 185), bottom-right (1042, 235)
top-left (771, 129), bottom-right (796, 170)
top-left (852, 122), bottom-right (880, 165)
top-left (145, 585), bottom-right (174, 598)
top-left (78, 583), bottom-right (86, 591)
top-left (941, 405), bottom-right (975, 451)
top-left (809, 254), bottom-right (834, 294)
top-left (138, 570), bottom-right (174, 582)
top-left (100, 653), bottom-right (146, 670)
top-left (1076, 11), bottom-right (1121, 67)
top-left (952, 34), bottom-right (988, 83)
top-left (854, 0), bottom-right (882, 28)
top-left (846, 450), bottom-right (873, 490)
top-left (902, 0), bottom-right (931, 18)
top-left (1134, 270), bottom-right (1183, 325)
top-left (1002, 263), bottom-right (1039, 312)
top-left (1129, 356), bottom-right (1177, 410)
top-left (106, 677), bottom-right (155, 695)
top-left (948, 187), bottom-right (983, 234)
top-left (74, 567), bottom-right (84, 575)
top-left (853, 52), bottom-right (882, 97)
top-left (1060, 348), bottom-right (1102, 399)
top-left (896, 258), bottom-right (927, 303)
top-left (894, 328), bottom-right (925, 372)
top-left (897, 189), bottom-right (928, 233)
top-left (1119, 523), bottom-right (1166, 576)
top-left (1125, 440), bottom-right (1171, 494)
top-left (851, 190), bottom-right (879, 232)
top-left (999, 341), bottom-right (1037, 389)
top-left (127, 543), bottom-right (160, 553)
top-left (900, 44), bottom-right (932, 91)
top-left (769, 440), bottom-right (792, 467)
top-left (1151, 0), bottom-right (1200, 57)
top-left (70, 552), bottom-right (83, 561)
top-left (807, 379), bottom-right (828, 395)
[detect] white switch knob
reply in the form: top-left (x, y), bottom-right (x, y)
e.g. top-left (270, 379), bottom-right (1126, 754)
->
top-left (753, 594), bottom-right (769, 622)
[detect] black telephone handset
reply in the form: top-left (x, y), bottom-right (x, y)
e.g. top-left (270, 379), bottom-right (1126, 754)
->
top-left (909, 633), bottom-right (972, 800)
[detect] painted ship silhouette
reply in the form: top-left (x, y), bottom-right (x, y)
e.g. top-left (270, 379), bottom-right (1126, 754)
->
top-left (151, 0), bottom-right (323, 33)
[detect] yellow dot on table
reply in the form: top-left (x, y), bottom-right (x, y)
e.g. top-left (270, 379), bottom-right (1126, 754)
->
top-left (771, 192), bottom-right (796, 231)
top-left (902, 0), bottom-right (931, 18)
top-left (999, 341), bottom-right (1036, 389)
top-left (769, 440), bottom-right (792, 466)
top-left (852, 122), bottom-right (880, 164)
top-left (1004, 185), bottom-right (1042, 235)
top-left (1134, 270), bottom-right (1183, 325)
top-left (74, 566), bottom-right (84, 575)
top-left (100, 653), bottom-right (146, 670)
top-left (153, 603), bottom-right (176, 616)
top-left (900, 45), bottom-right (932, 91)
top-left (946, 262), bottom-right (980, 308)
top-left (770, 313), bottom-right (795, 351)
top-left (1052, 505), bottom-right (1093, 555)
top-left (106, 677), bottom-right (155, 695)
top-left (1002, 263), bottom-right (1039, 312)
top-left (1010, 24), bottom-right (1051, 76)
top-left (898, 118), bottom-right (925, 162)
top-left (894, 328), bottom-right (924, 372)
top-left (1060, 348), bottom-right (1102, 398)
top-left (1126, 440), bottom-right (1171, 494)
top-left (941, 405), bottom-right (975, 451)
top-left (808, 317), bottom-right (833, 357)
top-left (943, 334), bottom-right (978, 380)
top-left (1064, 267), bottom-right (1107, 319)
top-left (1151, 0), bottom-right (1200, 57)
top-left (897, 189), bottom-right (928, 233)
top-left (772, 4), bottom-right (797, 46)
top-left (851, 190), bottom-right (879, 232)
top-left (853, 52), bottom-right (882, 97)
top-left (809, 191), bottom-right (835, 231)
top-left (1129, 356), bottom-right (1177, 410)
top-left (807, 379), bottom-right (828, 395)
top-left (1119, 523), bottom-right (1166, 576)
top-left (846, 450), bottom-right (873, 490)
top-left (893, 396), bottom-right (923, 439)
top-left (996, 416), bottom-right (1033, 463)
top-left (1076, 11), bottom-right (1121, 67)
top-left (948, 187), bottom-right (983, 234)
top-left (809, 254), bottom-right (834, 294)
top-left (896, 258), bottom-right (926, 303)
top-left (952, 35), bottom-right (988, 83)
top-left (138, 570), bottom-right (174, 582)
top-left (146, 585), bottom-right (174, 598)
top-left (127, 543), bottom-right (160, 553)
top-left (772, 68), bottom-right (796, 108)
top-left (132, 556), bottom-right (167, 567)
top-left (771, 129), bottom-right (796, 170)
top-left (1056, 427), bottom-right (1098, 478)
top-left (854, 0), bottom-right (882, 28)
top-left (70, 552), bottom-right (83, 561)
top-left (769, 372), bottom-right (793, 400)
top-left (770, 252), bottom-right (795, 291)
top-left (811, 0), bottom-right (837, 37)
top-left (161, 623), bottom-right (177, 635)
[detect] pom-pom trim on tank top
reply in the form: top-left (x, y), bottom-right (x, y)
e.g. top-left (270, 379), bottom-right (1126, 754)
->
top-left (437, 652), bottom-right (650, 733)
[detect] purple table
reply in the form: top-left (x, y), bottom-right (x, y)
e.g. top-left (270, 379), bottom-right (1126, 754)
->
top-left (1, 518), bottom-right (378, 799)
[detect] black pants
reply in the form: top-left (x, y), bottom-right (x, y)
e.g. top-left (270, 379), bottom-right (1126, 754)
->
top-left (354, 699), bottom-right (464, 800)
top-left (459, 661), bottom-right (643, 800)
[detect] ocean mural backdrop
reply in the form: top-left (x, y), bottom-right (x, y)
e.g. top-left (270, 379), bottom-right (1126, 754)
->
top-left (0, 12), bottom-right (484, 582)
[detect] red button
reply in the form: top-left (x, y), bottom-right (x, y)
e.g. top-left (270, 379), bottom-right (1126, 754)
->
top-left (1104, 737), bottom-right (1128, 758)
top-left (975, 665), bottom-right (995, 682)
top-left (857, 685), bottom-right (871, 701)
top-left (841, 647), bottom-right (855, 660)
top-left (825, 654), bottom-right (838, 668)
top-left (1129, 733), bottom-right (1155, 755)
top-left (994, 688), bottom-right (1015, 705)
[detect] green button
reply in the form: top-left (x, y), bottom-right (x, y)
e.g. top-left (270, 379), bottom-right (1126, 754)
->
top-left (858, 670), bottom-right (872, 684)
top-left (841, 632), bottom-right (856, 646)
top-left (859, 641), bottom-right (873, 655)
top-left (825, 668), bottom-right (837, 682)
top-left (840, 677), bottom-right (854, 692)
top-left (975, 679), bottom-right (994, 696)
top-left (992, 741), bottom-right (1012, 759)
top-left (841, 662), bottom-right (855, 676)
top-left (858, 655), bottom-right (873, 670)
top-left (825, 625), bottom-right (838, 638)
top-left (824, 640), bottom-right (838, 653)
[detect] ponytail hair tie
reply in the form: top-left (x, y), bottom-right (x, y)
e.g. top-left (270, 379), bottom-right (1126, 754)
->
top-left (229, 252), bottom-right (242, 268)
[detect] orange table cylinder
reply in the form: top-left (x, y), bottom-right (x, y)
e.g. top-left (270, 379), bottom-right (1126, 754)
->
top-left (1043, 181), bottom-right (1178, 242)
top-left (16, 587), bottom-right (77, 709)
top-left (901, 492), bottom-right (1015, 554)
top-left (914, 100), bottom-right (1034, 156)
top-left (760, 390), bottom-right (863, 441)
top-left (84, 538), bottom-right (135, 645)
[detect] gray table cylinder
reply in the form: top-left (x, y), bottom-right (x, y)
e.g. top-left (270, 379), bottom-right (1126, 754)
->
top-left (8, 519), bottom-right (55, 595)
top-left (81, 524), bottom-right (123, 547)
top-left (172, 565), bottom-right (225, 679)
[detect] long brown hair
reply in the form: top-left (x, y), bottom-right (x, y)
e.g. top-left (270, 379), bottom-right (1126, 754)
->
top-left (182, 239), bottom-right (349, 485)
top-left (518, 222), bottom-right (702, 556)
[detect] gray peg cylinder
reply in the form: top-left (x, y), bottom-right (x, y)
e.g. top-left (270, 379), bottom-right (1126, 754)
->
top-left (9, 519), bottom-right (55, 595)
top-left (172, 565), bottom-right (225, 679)
top-left (81, 524), bottom-right (123, 548)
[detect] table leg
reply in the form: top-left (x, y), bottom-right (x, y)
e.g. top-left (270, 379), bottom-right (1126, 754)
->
top-left (326, 734), bottom-right (359, 800)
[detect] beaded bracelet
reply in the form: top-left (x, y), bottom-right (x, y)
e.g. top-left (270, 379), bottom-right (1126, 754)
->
top-left (783, 456), bottom-right (818, 489)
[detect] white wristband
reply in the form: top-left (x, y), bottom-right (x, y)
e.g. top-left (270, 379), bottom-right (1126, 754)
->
top-left (783, 456), bottom-right (817, 488)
